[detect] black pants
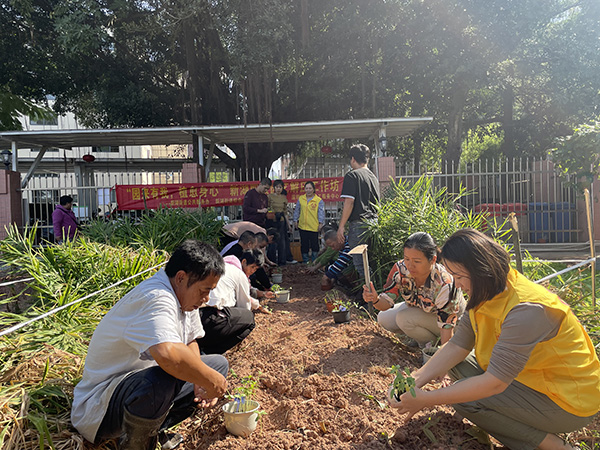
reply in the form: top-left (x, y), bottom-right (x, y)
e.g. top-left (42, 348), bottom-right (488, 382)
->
top-left (250, 267), bottom-right (271, 291)
top-left (196, 306), bottom-right (255, 355)
top-left (299, 229), bottom-right (319, 255)
top-left (95, 354), bottom-right (228, 441)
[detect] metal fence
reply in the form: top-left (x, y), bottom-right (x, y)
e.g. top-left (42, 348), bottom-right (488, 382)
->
top-left (21, 157), bottom-right (581, 244)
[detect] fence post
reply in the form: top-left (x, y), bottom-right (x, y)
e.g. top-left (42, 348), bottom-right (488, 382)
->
top-left (584, 189), bottom-right (596, 310)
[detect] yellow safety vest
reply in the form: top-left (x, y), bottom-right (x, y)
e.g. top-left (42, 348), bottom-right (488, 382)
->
top-left (470, 269), bottom-right (600, 417)
top-left (297, 194), bottom-right (322, 232)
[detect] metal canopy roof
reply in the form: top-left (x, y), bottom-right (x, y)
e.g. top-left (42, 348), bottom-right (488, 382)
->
top-left (0, 117), bottom-right (432, 149)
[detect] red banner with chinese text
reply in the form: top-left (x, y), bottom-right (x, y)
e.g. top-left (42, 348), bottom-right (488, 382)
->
top-left (115, 177), bottom-right (344, 210)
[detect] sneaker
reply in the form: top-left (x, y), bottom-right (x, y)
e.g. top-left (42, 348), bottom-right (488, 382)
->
top-left (287, 260), bottom-right (298, 264)
top-left (159, 431), bottom-right (184, 450)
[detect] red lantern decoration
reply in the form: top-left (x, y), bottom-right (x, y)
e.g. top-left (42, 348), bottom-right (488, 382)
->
top-left (82, 154), bottom-right (95, 163)
top-left (321, 145), bottom-right (333, 154)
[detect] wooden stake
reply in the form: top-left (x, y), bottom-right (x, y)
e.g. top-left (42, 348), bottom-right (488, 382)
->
top-left (507, 212), bottom-right (523, 273)
top-left (584, 189), bottom-right (596, 310)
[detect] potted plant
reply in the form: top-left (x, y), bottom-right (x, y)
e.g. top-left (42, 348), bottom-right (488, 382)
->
top-left (222, 373), bottom-right (263, 437)
top-left (389, 365), bottom-right (416, 401)
top-left (271, 284), bottom-right (291, 303)
top-left (271, 267), bottom-right (283, 284)
top-left (330, 295), bottom-right (352, 324)
top-left (324, 289), bottom-right (344, 313)
top-left (421, 339), bottom-right (440, 364)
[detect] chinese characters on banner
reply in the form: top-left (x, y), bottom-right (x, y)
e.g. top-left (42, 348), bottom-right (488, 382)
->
top-left (115, 177), bottom-right (344, 210)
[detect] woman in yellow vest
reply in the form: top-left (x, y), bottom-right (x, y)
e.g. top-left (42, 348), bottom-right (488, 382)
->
top-left (390, 228), bottom-right (600, 450)
top-left (293, 181), bottom-right (325, 263)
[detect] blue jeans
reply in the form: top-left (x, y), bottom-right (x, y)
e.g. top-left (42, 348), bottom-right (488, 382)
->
top-left (95, 355), bottom-right (228, 442)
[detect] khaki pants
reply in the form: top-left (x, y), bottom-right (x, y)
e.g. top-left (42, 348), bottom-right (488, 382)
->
top-left (377, 303), bottom-right (441, 347)
top-left (449, 354), bottom-right (596, 450)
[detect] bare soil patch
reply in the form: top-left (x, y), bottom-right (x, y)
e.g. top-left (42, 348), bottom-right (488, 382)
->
top-left (181, 265), bottom-right (506, 450)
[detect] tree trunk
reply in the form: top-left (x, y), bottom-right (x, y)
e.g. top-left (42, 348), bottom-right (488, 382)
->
top-left (500, 85), bottom-right (515, 158)
top-left (445, 83), bottom-right (468, 164)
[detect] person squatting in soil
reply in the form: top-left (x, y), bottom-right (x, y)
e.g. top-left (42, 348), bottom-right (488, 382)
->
top-left (220, 230), bottom-right (257, 258)
top-left (337, 143), bottom-right (380, 280)
top-left (363, 232), bottom-right (465, 347)
top-left (71, 240), bottom-right (229, 450)
top-left (267, 179), bottom-right (297, 265)
top-left (248, 230), bottom-right (279, 291)
top-left (391, 228), bottom-right (600, 450)
top-left (293, 180), bottom-right (325, 263)
top-left (314, 229), bottom-right (357, 293)
top-left (196, 251), bottom-right (273, 355)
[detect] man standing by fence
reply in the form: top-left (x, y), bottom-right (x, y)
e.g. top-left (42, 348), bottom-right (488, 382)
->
top-left (337, 144), bottom-right (380, 282)
top-left (242, 178), bottom-right (272, 227)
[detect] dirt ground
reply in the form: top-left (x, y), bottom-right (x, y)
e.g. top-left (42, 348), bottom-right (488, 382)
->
top-left (171, 265), bottom-right (599, 450)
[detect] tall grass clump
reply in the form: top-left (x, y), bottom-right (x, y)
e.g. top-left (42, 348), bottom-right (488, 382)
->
top-left (365, 176), bottom-right (486, 285)
top-left (0, 224), bottom-right (170, 449)
top-left (81, 207), bottom-right (224, 253)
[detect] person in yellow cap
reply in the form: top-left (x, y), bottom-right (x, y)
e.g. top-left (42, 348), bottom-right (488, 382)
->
top-left (389, 228), bottom-right (600, 450)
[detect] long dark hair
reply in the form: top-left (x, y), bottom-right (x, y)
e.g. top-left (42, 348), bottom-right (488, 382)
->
top-left (440, 228), bottom-right (510, 310)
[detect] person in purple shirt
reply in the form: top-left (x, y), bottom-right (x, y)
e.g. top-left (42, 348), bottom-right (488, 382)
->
top-left (52, 195), bottom-right (79, 243)
top-left (242, 178), bottom-right (271, 227)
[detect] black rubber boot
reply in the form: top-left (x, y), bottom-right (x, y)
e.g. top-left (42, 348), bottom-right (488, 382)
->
top-left (119, 408), bottom-right (169, 450)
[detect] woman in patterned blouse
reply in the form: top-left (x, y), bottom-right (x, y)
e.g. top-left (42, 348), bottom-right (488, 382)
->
top-left (363, 232), bottom-right (465, 347)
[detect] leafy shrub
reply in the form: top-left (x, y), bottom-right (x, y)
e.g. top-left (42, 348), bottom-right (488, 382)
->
top-left (364, 176), bottom-right (486, 285)
top-left (81, 207), bottom-right (224, 253)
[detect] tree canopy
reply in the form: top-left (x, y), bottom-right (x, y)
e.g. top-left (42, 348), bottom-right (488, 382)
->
top-left (2, 0), bottom-right (599, 170)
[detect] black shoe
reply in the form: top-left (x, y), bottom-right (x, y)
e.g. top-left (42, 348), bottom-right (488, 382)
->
top-left (159, 431), bottom-right (184, 450)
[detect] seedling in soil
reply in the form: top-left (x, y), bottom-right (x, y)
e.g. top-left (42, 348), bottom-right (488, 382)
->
top-left (227, 371), bottom-right (261, 413)
top-left (325, 289), bottom-right (352, 312)
top-left (390, 365), bottom-right (416, 401)
top-left (271, 284), bottom-right (291, 292)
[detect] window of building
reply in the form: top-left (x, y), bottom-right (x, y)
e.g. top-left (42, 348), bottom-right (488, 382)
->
top-left (30, 116), bottom-right (58, 126)
top-left (92, 146), bottom-right (120, 153)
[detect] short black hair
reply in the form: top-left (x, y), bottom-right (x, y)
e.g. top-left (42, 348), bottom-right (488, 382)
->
top-left (266, 227), bottom-right (280, 242)
top-left (165, 240), bottom-right (225, 286)
top-left (259, 177), bottom-right (272, 187)
top-left (440, 228), bottom-right (510, 310)
top-left (241, 249), bottom-right (265, 267)
top-left (255, 232), bottom-right (268, 244)
top-left (239, 231), bottom-right (256, 245)
top-left (273, 180), bottom-right (285, 188)
top-left (349, 144), bottom-right (370, 164)
top-left (324, 229), bottom-right (338, 242)
top-left (60, 195), bottom-right (74, 206)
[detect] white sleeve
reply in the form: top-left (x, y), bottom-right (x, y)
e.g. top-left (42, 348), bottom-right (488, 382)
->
top-left (233, 269), bottom-right (257, 310)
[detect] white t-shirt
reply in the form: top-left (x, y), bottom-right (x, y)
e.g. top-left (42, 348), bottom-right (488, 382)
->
top-left (206, 263), bottom-right (259, 310)
top-left (71, 270), bottom-right (204, 442)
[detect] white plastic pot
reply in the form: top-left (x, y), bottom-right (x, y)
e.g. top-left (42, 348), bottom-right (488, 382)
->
top-left (271, 273), bottom-right (283, 284)
top-left (422, 346), bottom-right (439, 364)
top-left (222, 399), bottom-right (260, 437)
top-left (275, 290), bottom-right (290, 303)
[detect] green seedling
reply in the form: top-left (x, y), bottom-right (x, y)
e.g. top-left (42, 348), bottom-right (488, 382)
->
top-left (271, 284), bottom-right (291, 292)
top-left (227, 371), bottom-right (261, 413)
top-left (325, 289), bottom-right (352, 312)
top-left (390, 365), bottom-right (416, 401)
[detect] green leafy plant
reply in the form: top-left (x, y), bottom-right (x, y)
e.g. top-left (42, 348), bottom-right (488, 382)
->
top-left (324, 289), bottom-right (352, 312)
top-left (227, 371), bottom-right (261, 413)
top-left (271, 284), bottom-right (291, 292)
top-left (364, 176), bottom-right (486, 286)
top-left (390, 366), bottom-right (416, 401)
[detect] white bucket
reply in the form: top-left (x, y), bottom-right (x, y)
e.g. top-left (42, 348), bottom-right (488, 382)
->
top-left (222, 400), bottom-right (260, 437)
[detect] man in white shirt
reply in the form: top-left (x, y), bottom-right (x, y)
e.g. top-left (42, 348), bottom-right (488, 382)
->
top-left (71, 240), bottom-right (228, 450)
top-left (197, 250), bottom-right (273, 354)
